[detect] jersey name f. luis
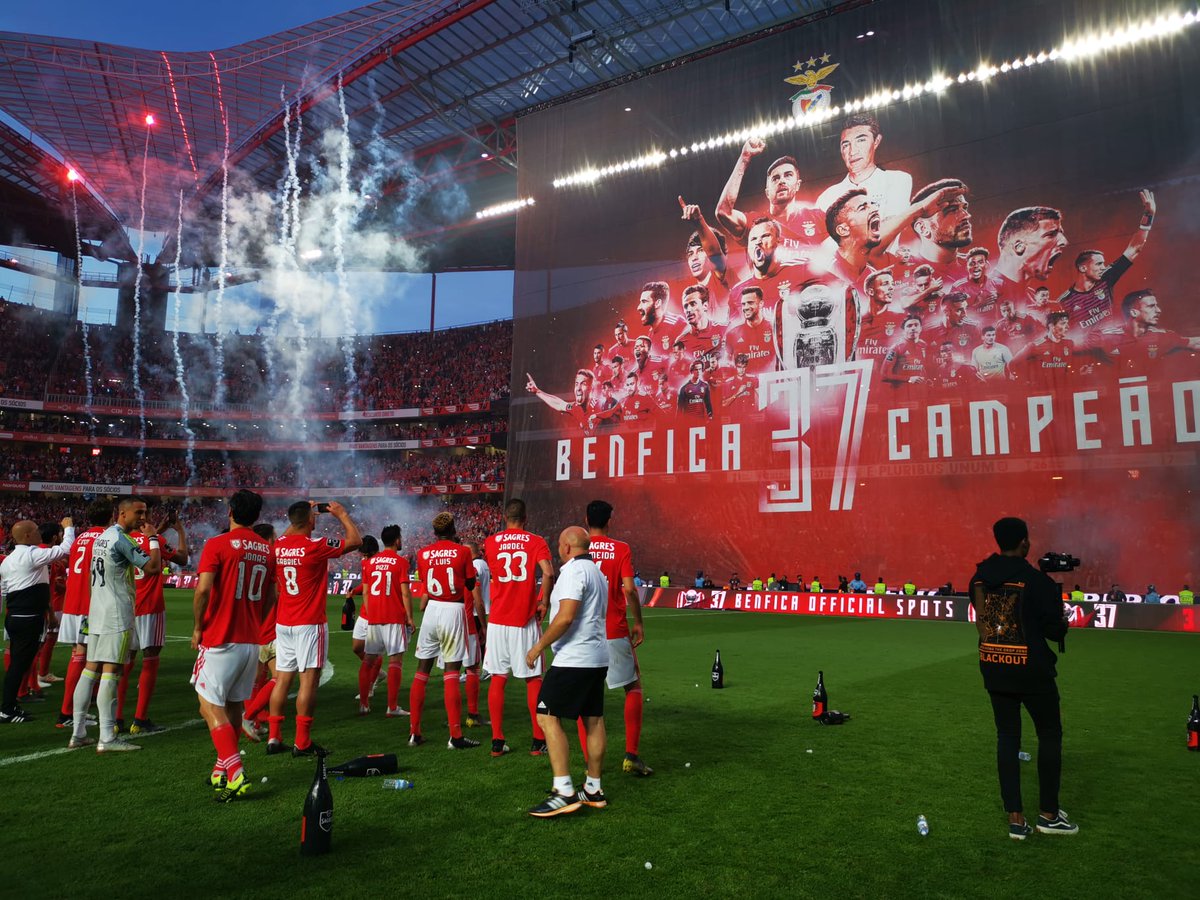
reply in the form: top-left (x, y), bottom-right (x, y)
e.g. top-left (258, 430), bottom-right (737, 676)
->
top-left (417, 540), bottom-right (473, 605)
top-left (63, 526), bottom-right (105, 617)
top-left (197, 527), bottom-right (270, 646)
top-left (273, 534), bottom-right (346, 627)
top-left (587, 536), bottom-right (633, 639)
top-left (484, 528), bottom-right (551, 628)
top-left (362, 550), bottom-right (411, 624)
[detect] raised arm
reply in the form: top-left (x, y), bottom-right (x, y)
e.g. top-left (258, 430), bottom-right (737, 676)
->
top-left (680, 196), bottom-right (729, 280)
top-left (714, 137), bottom-right (765, 243)
top-left (1122, 189), bottom-right (1156, 261)
top-left (526, 373), bottom-right (570, 413)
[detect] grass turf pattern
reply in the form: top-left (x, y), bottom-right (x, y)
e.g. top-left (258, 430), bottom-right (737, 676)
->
top-left (0, 590), bottom-right (1196, 898)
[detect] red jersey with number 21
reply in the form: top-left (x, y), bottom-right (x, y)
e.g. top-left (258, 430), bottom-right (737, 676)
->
top-left (417, 540), bottom-right (473, 605)
top-left (586, 536), bottom-right (634, 639)
top-left (484, 529), bottom-right (551, 628)
top-left (362, 550), bottom-right (411, 624)
top-left (274, 534), bottom-right (346, 626)
top-left (198, 527), bottom-right (271, 645)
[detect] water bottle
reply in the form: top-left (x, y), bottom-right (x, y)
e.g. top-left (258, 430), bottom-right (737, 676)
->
top-left (382, 778), bottom-right (414, 790)
top-left (1017, 751), bottom-right (1032, 761)
top-left (916, 815), bottom-right (929, 836)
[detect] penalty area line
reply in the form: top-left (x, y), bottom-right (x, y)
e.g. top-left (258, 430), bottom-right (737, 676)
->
top-left (0, 718), bottom-right (205, 768)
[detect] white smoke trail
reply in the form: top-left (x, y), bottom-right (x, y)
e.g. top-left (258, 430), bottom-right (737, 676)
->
top-left (170, 189), bottom-right (197, 483)
top-left (334, 75), bottom-right (359, 446)
top-left (131, 128), bottom-right (151, 477)
top-left (69, 181), bottom-right (96, 441)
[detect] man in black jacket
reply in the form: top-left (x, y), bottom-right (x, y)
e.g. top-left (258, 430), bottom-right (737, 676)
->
top-left (970, 517), bottom-right (1078, 840)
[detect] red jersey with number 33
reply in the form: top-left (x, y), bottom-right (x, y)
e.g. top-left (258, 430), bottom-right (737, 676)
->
top-left (484, 528), bottom-right (551, 628)
top-left (198, 527), bottom-right (271, 645)
top-left (362, 550), bottom-right (411, 624)
top-left (63, 527), bottom-right (105, 617)
top-left (274, 534), bottom-right (346, 626)
top-left (586, 536), bottom-right (634, 639)
top-left (417, 540), bottom-right (473, 605)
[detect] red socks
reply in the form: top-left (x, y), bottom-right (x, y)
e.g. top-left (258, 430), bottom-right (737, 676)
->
top-left (267, 714), bottom-right (285, 743)
top-left (387, 661), bottom-right (403, 710)
top-left (527, 677), bottom-right (545, 740)
top-left (370, 655), bottom-right (383, 685)
top-left (443, 674), bottom-right (463, 739)
top-left (295, 715), bottom-right (314, 750)
top-left (61, 651), bottom-right (86, 717)
top-left (37, 638), bottom-right (54, 676)
top-left (625, 687), bottom-right (644, 755)
top-left (465, 669), bottom-right (480, 716)
top-left (357, 658), bottom-right (374, 709)
top-left (409, 672), bottom-right (429, 735)
top-left (135, 656), bottom-right (160, 721)
top-left (116, 662), bottom-right (132, 720)
top-left (488, 674), bottom-right (508, 740)
top-left (210, 722), bottom-right (243, 781)
top-left (244, 678), bottom-right (276, 721)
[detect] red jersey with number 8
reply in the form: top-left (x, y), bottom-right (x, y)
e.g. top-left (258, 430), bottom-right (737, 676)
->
top-left (274, 534), bottom-right (346, 626)
top-left (198, 527), bottom-right (271, 645)
top-left (483, 528), bottom-right (551, 628)
top-left (362, 550), bottom-right (410, 624)
top-left (417, 540), bottom-right (473, 604)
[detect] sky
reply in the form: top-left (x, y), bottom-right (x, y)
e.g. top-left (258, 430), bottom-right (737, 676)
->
top-left (3, 2), bottom-right (366, 52)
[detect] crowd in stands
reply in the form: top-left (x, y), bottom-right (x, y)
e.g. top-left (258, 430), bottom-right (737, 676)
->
top-left (2, 446), bottom-right (505, 489)
top-left (39, 313), bottom-right (513, 412)
top-left (0, 301), bottom-right (71, 399)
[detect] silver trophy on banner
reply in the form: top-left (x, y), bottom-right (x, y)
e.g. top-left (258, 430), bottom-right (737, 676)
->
top-left (776, 280), bottom-right (859, 370)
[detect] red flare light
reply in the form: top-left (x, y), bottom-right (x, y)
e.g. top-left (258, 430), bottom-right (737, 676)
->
top-left (144, 114), bottom-right (156, 126)
top-left (67, 168), bottom-right (79, 182)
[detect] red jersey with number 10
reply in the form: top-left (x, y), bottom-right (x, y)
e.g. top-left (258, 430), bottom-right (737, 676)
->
top-left (362, 550), bottom-right (411, 624)
top-left (198, 527), bottom-right (271, 645)
top-left (274, 534), bottom-right (347, 626)
top-left (63, 527), bottom-right (105, 617)
top-left (417, 540), bottom-right (473, 605)
top-left (586, 535), bottom-right (634, 639)
top-left (483, 528), bottom-right (551, 628)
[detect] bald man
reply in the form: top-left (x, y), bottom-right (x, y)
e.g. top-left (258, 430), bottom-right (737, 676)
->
top-left (525, 526), bottom-right (610, 817)
top-left (1, 517), bottom-right (74, 724)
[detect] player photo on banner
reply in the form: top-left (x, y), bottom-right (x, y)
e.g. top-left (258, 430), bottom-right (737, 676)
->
top-left (509, 0), bottom-right (1200, 587)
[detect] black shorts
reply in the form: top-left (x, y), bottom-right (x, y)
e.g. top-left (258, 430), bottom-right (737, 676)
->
top-left (537, 665), bottom-right (608, 719)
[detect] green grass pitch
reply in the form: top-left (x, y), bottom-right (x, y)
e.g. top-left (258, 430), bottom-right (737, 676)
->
top-left (1, 590), bottom-right (1196, 899)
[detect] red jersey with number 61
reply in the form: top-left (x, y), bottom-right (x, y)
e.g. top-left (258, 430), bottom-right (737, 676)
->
top-left (362, 550), bottom-right (410, 624)
top-left (274, 534), bottom-right (347, 626)
top-left (198, 527), bottom-right (271, 645)
top-left (484, 528), bottom-right (551, 628)
top-left (417, 540), bottom-right (473, 605)
top-left (63, 527), bottom-right (105, 617)
top-left (585, 536), bottom-right (634, 639)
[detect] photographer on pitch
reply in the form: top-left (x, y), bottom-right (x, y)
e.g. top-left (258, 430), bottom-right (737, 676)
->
top-left (970, 517), bottom-right (1078, 840)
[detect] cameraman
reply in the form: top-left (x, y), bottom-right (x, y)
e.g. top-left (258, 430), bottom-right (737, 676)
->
top-left (970, 517), bottom-right (1078, 840)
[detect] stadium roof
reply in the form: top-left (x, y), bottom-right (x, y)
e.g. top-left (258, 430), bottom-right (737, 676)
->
top-left (0, 0), bottom-right (861, 268)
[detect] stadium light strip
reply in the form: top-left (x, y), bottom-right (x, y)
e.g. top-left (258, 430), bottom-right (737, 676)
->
top-left (550, 7), bottom-right (1200, 190)
top-left (475, 197), bottom-right (536, 219)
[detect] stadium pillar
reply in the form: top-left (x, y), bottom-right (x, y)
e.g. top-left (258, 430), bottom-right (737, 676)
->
top-left (53, 253), bottom-right (78, 317)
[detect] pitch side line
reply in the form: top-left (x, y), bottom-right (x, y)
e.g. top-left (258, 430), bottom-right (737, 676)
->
top-left (0, 718), bottom-right (205, 768)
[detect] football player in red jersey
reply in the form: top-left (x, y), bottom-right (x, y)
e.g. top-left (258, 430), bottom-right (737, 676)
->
top-left (950, 247), bottom-right (1003, 318)
top-left (608, 320), bottom-right (632, 363)
top-left (724, 287), bottom-right (778, 376)
top-left (32, 522), bottom-right (68, 689)
top-left (190, 490), bottom-right (273, 801)
top-left (1013, 311), bottom-right (1082, 381)
top-left (410, 512), bottom-right (480, 749)
top-left (55, 498), bottom-right (113, 729)
top-left (678, 195), bottom-right (733, 322)
top-left (722, 353), bottom-right (757, 411)
top-left (1093, 289), bottom-right (1200, 372)
top-left (362, 524), bottom-right (414, 718)
top-left (267, 500), bottom-right (361, 757)
top-left (483, 498), bottom-right (555, 756)
top-left (122, 513), bottom-right (188, 735)
top-left (240, 522), bottom-right (278, 739)
top-left (924, 292), bottom-right (983, 366)
top-left (883, 316), bottom-right (931, 387)
top-left (929, 341), bottom-right (969, 391)
top-left (729, 217), bottom-right (806, 320)
top-left (857, 267), bottom-right (907, 361)
top-left (675, 284), bottom-right (726, 373)
top-left (636, 281), bottom-right (679, 353)
top-left (527, 370), bottom-right (594, 433)
top-left (907, 179), bottom-right (972, 283)
top-left (990, 207), bottom-right (1069, 314)
top-left (582, 500), bottom-right (653, 776)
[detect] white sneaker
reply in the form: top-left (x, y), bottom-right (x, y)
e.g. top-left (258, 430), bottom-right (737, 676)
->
top-left (386, 707), bottom-right (410, 717)
top-left (97, 737), bottom-right (141, 753)
top-left (67, 735), bottom-right (95, 749)
top-left (240, 719), bottom-right (262, 742)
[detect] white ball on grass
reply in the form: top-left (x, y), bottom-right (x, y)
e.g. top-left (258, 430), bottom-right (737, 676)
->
top-left (261, 776), bottom-right (269, 783)
top-left (644, 862), bottom-right (653, 870)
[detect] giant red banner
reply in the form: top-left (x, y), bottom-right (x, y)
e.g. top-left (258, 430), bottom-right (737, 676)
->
top-left (509, 0), bottom-right (1200, 588)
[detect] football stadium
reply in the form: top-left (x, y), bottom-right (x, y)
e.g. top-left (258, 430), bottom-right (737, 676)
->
top-left (1, 1), bottom-right (1198, 896)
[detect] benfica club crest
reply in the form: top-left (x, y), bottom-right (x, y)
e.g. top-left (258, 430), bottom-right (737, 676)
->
top-left (785, 54), bottom-right (839, 116)
top-left (1148, 343), bottom-right (1159, 359)
top-left (957, 333), bottom-right (969, 347)
top-left (884, 322), bottom-right (896, 336)
top-left (231, 539), bottom-right (241, 549)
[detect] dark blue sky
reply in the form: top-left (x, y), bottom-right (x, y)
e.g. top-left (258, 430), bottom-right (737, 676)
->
top-left (4, 1), bottom-right (361, 51)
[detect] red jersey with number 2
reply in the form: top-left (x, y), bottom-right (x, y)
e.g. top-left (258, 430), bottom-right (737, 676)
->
top-left (484, 529), bottom-right (551, 628)
top-left (198, 527), bottom-right (271, 645)
top-left (417, 541), bottom-right (473, 605)
top-left (63, 527), bottom-right (105, 617)
top-left (274, 534), bottom-right (346, 626)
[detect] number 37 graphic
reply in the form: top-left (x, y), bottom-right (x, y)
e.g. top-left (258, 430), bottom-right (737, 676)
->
top-left (757, 360), bottom-right (873, 514)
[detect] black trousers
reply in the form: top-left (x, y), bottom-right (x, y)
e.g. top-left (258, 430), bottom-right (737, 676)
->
top-left (988, 687), bottom-right (1062, 814)
top-left (3, 614), bottom-right (43, 713)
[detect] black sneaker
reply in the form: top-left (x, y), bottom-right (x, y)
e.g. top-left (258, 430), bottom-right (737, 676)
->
top-left (491, 739), bottom-right (511, 757)
top-left (0, 709), bottom-right (31, 725)
top-left (529, 738), bottom-right (548, 756)
top-left (448, 736), bottom-right (481, 750)
top-left (130, 718), bottom-right (165, 735)
top-left (1009, 820), bottom-right (1033, 841)
top-left (20, 690), bottom-right (46, 703)
top-left (114, 718), bottom-right (126, 734)
top-left (55, 712), bottom-right (73, 729)
top-left (529, 790), bottom-right (583, 818)
top-left (578, 786), bottom-right (608, 809)
top-left (1037, 810), bottom-right (1079, 835)
top-left (292, 742), bottom-right (327, 758)
top-left (265, 740), bottom-right (288, 755)
top-left (408, 733), bottom-right (426, 747)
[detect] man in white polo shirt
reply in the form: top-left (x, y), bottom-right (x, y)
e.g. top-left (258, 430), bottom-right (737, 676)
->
top-left (525, 526), bottom-right (610, 818)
